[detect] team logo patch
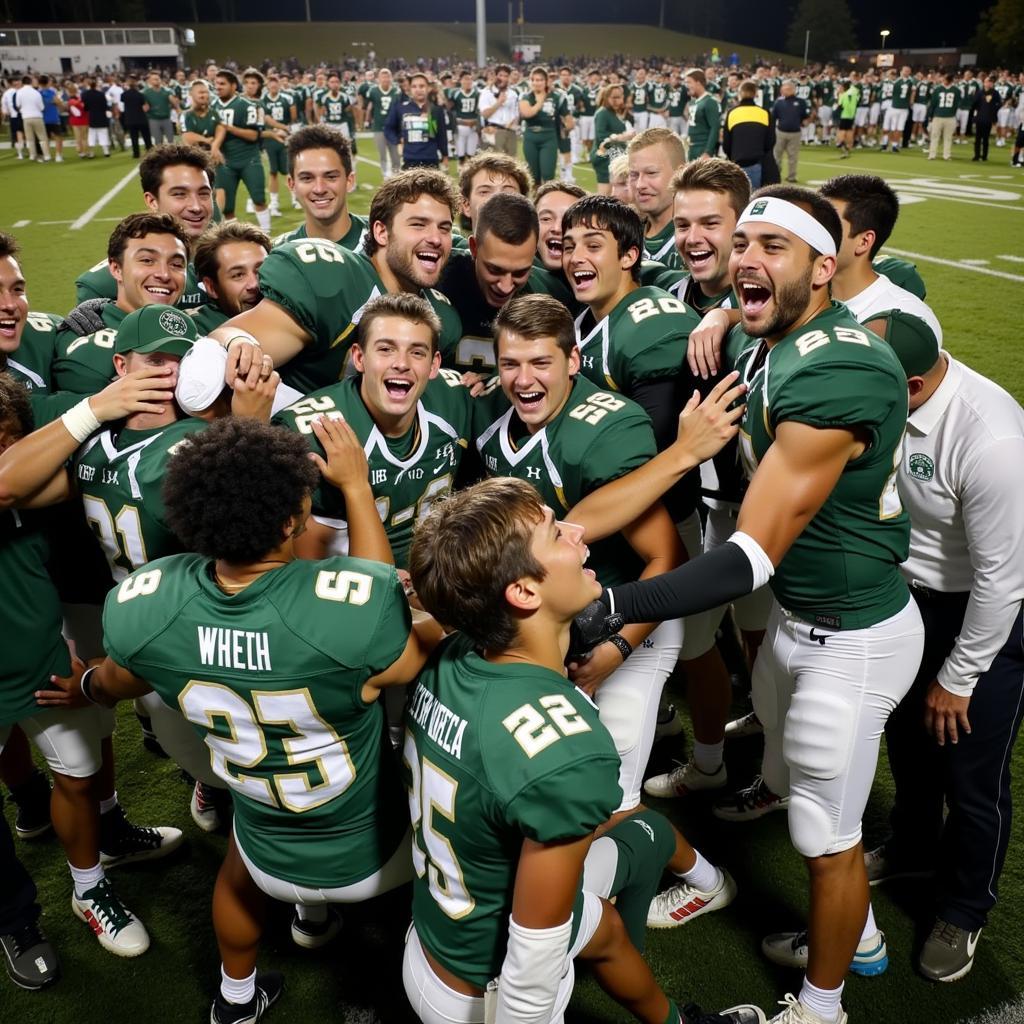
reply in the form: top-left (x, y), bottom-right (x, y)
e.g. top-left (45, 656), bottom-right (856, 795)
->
top-left (908, 453), bottom-right (934, 480)
top-left (750, 199), bottom-right (769, 215)
top-left (159, 310), bottom-right (189, 336)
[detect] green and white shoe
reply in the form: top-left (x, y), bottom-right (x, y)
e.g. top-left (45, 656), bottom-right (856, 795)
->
top-left (71, 878), bottom-right (149, 957)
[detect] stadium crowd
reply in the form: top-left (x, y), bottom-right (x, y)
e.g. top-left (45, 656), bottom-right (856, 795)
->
top-left (1, 49), bottom-right (1023, 1024)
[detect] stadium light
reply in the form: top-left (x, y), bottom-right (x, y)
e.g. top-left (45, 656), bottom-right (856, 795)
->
top-left (879, 28), bottom-right (890, 50)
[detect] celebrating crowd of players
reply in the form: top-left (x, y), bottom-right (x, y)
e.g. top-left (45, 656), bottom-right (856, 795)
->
top-left (1, 52), bottom-right (1023, 1024)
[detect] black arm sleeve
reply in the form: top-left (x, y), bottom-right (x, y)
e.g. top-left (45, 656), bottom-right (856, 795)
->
top-left (603, 540), bottom-right (755, 624)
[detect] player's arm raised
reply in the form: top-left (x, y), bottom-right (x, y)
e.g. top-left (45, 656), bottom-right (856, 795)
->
top-left (361, 611), bottom-right (444, 703)
top-left (0, 367), bottom-right (177, 509)
top-left (603, 420), bottom-right (865, 625)
top-left (211, 298), bottom-right (311, 386)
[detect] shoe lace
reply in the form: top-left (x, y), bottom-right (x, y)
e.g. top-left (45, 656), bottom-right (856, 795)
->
top-left (931, 920), bottom-right (961, 947)
top-left (104, 806), bottom-right (162, 850)
top-left (650, 881), bottom-right (691, 916)
top-left (7, 923), bottom-right (45, 958)
top-left (84, 880), bottom-right (133, 935)
top-left (737, 775), bottom-right (771, 808)
top-left (774, 993), bottom-right (805, 1022)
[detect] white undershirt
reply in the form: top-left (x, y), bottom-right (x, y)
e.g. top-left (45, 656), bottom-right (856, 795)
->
top-left (843, 273), bottom-right (944, 348)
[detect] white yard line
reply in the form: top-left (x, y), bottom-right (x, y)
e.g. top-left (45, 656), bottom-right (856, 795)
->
top-left (997, 254), bottom-right (1024, 263)
top-left (70, 166), bottom-right (139, 230)
top-left (883, 246), bottom-right (1024, 284)
top-left (13, 219), bottom-right (31, 227)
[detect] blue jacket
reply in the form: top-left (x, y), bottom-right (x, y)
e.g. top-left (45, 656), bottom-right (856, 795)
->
top-left (384, 99), bottom-right (447, 163)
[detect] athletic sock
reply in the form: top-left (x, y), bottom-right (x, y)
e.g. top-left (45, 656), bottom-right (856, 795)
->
top-left (860, 903), bottom-right (878, 943)
top-left (675, 848), bottom-right (719, 893)
top-left (798, 978), bottom-right (843, 1023)
top-left (99, 791), bottom-right (118, 815)
top-left (69, 861), bottom-right (105, 899)
top-left (296, 904), bottom-right (327, 924)
top-left (692, 739), bottom-right (723, 774)
top-left (220, 966), bottom-right (256, 1005)
top-left (256, 208), bottom-right (271, 232)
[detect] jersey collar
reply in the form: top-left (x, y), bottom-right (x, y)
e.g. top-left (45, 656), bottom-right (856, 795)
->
top-left (907, 354), bottom-right (959, 437)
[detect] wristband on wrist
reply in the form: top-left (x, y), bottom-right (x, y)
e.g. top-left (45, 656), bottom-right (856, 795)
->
top-left (224, 334), bottom-right (254, 351)
top-left (61, 397), bottom-right (102, 443)
top-left (80, 665), bottom-right (100, 705)
top-left (605, 633), bottom-right (633, 661)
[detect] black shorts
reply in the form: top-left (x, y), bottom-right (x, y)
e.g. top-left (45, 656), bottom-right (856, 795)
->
top-left (839, 118), bottom-right (854, 131)
top-left (45, 122), bottom-right (66, 138)
top-left (9, 116), bottom-right (22, 137)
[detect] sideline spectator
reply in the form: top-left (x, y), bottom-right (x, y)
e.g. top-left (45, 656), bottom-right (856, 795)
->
top-left (121, 78), bottom-right (152, 159)
top-left (723, 80), bottom-right (773, 187)
top-left (771, 80), bottom-right (807, 182)
top-left (14, 76), bottom-right (49, 163)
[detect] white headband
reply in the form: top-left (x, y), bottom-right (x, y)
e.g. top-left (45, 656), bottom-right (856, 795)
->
top-left (736, 196), bottom-right (837, 257)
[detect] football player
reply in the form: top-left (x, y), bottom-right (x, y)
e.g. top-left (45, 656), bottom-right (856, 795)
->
top-left (627, 127), bottom-right (687, 268)
top-left (74, 145), bottom-right (214, 309)
top-left (191, 221), bottom-right (272, 334)
top-left (535, 179), bottom-right (587, 273)
top-left (181, 81), bottom-right (220, 151)
top-left (260, 74), bottom-right (296, 218)
top-left (75, 416), bottom-right (442, 1024)
top-left (365, 67), bottom-right (402, 178)
top-left (452, 69), bottom-right (481, 168)
top-left (455, 150), bottom-right (532, 242)
top-left (403, 474), bottom-right (764, 1024)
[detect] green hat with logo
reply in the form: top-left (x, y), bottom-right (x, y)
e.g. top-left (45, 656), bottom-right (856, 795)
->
top-left (115, 305), bottom-right (197, 357)
top-left (867, 308), bottom-right (941, 379)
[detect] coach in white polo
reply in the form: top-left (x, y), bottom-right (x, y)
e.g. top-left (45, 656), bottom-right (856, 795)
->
top-left (478, 64), bottom-right (519, 156)
top-left (866, 310), bottom-right (1024, 984)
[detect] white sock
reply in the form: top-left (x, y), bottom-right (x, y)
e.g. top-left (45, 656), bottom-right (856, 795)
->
top-left (269, 195), bottom-right (280, 209)
top-left (256, 208), bottom-right (271, 232)
top-left (99, 792), bottom-right (118, 815)
top-left (799, 978), bottom-right (843, 1022)
top-left (860, 904), bottom-right (878, 943)
top-left (675, 849), bottom-right (719, 893)
top-left (692, 740), bottom-right (724, 773)
top-left (69, 861), bottom-right (105, 899)
top-left (220, 966), bottom-right (256, 1005)
top-left (296, 904), bottom-right (327, 923)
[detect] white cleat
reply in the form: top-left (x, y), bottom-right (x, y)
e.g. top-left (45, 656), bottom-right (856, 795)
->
top-left (647, 867), bottom-right (737, 929)
top-left (72, 879), bottom-right (150, 958)
top-left (644, 760), bottom-right (727, 799)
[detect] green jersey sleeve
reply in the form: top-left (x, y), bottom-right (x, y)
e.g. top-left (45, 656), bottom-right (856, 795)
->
top-left (75, 260), bottom-right (118, 303)
top-left (872, 256), bottom-right (926, 299)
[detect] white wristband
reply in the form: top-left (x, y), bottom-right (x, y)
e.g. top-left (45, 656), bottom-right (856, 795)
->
top-left (61, 397), bottom-right (102, 443)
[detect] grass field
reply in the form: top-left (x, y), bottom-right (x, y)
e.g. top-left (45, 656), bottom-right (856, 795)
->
top-left (0, 138), bottom-right (1022, 1024)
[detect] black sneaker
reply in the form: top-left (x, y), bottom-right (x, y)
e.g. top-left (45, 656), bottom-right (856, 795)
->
top-left (919, 919), bottom-right (982, 982)
top-left (290, 907), bottom-right (342, 949)
top-left (135, 711), bottom-right (167, 758)
top-left (0, 922), bottom-right (60, 990)
top-left (712, 776), bottom-right (789, 822)
top-left (863, 840), bottom-right (937, 886)
top-left (99, 803), bottom-right (184, 868)
top-left (210, 971), bottom-right (284, 1024)
top-left (10, 770), bottom-right (53, 841)
top-left (682, 1002), bottom-right (767, 1023)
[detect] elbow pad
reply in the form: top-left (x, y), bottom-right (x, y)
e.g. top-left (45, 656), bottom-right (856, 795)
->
top-left (604, 532), bottom-right (773, 625)
top-left (495, 915), bottom-right (573, 1024)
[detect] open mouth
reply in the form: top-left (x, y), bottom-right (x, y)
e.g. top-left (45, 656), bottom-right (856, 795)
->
top-left (415, 249), bottom-right (442, 274)
top-left (685, 248), bottom-right (714, 272)
top-left (144, 285), bottom-right (174, 300)
top-left (384, 378), bottom-right (414, 399)
top-left (0, 316), bottom-right (20, 338)
top-left (515, 389), bottom-right (545, 411)
top-left (738, 280), bottom-right (772, 316)
top-left (543, 236), bottom-right (562, 259)
top-left (571, 269), bottom-right (597, 292)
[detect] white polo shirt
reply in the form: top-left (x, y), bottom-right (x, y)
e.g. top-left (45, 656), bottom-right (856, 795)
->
top-left (478, 86), bottom-right (519, 127)
top-left (14, 85), bottom-right (45, 120)
top-left (842, 272), bottom-right (943, 348)
top-left (899, 354), bottom-right (1024, 695)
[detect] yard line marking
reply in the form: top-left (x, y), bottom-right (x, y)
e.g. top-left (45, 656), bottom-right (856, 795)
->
top-left (70, 166), bottom-right (138, 230)
top-left (39, 219), bottom-right (74, 225)
top-left (799, 158), bottom-right (1024, 189)
top-left (998, 254), bottom-right (1024, 263)
top-left (883, 247), bottom-right (1024, 284)
top-left (960, 259), bottom-right (990, 265)
top-left (13, 219), bottom-right (30, 227)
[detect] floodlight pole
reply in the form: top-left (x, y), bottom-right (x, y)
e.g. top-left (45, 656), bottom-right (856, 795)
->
top-left (477, 0), bottom-right (486, 67)
top-left (305, 0), bottom-right (311, 22)
top-left (803, 30), bottom-right (810, 65)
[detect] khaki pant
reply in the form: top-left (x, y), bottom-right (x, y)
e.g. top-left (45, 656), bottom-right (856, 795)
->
top-left (22, 117), bottom-right (49, 159)
top-left (774, 129), bottom-right (801, 181)
top-left (481, 124), bottom-right (518, 156)
top-left (929, 116), bottom-right (955, 160)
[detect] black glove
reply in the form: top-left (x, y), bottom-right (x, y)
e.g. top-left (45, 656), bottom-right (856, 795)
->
top-left (566, 598), bottom-right (624, 666)
top-left (58, 298), bottom-right (111, 337)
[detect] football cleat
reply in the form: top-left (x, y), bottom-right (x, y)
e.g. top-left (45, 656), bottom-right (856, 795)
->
top-left (99, 804), bottom-right (184, 868)
top-left (647, 868), bottom-right (737, 929)
top-left (290, 907), bottom-right (342, 949)
top-left (681, 1002), bottom-right (767, 1024)
top-left (654, 702), bottom-right (684, 740)
top-left (918, 920), bottom-right (982, 982)
top-left (761, 928), bottom-right (889, 976)
top-left (210, 971), bottom-right (284, 1024)
top-left (767, 994), bottom-right (847, 1024)
top-left (1, 922), bottom-right (60, 989)
top-left (71, 878), bottom-right (149, 957)
top-left (724, 711), bottom-right (763, 739)
top-left (644, 760), bottom-right (727, 799)
top-left (191, 781), bottom-right (222, 833)
top-left (10, 769), bottom-right (53, 841)
top-left (713, 776), bottom-right (788, 822)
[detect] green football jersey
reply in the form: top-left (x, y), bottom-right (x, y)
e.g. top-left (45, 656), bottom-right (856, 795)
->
top-left (141, 85), bottom-right (173, 120)
top-left (729, 302), bottom-right (910, 629)
top-left (640, 261), bottom-right (686, 294)
top-left (879, 79), bottom-right (895, 103)
top-left (262, 90), bottom-right (294, 126)
top-left (915, 80), bottom-right (933, 105)
top-left (272, 214), bottom-right (369, 253)
top-left (256, 239), bottom-right (461, 393)
top-left (103, 553), bottom-right (411, 887)
top-left (75, 259), bottom-right (205, 310)
top-left (647, 83), bottom-right (669, 112)
top-left (795, 81), bottom-right (814, 105)
top-left (667, 86), bottom-right (686, 117)
top-left (319, 90), bottom-right (350, 125)
top-left (582, 85), bottom-right (601, 116)
top-left (216, 95), bottom-right (264, 166)
top-left (367, 85), bottom-right (401, 132)
top-left (6, 311), bottom-right (59, 394)
top-left (630, 82), bottom-right (649, 112)
top-left (74, 418), bottom-right (207, 582)
top-left (186, 302), bottom-right (229, 335)
top-left (642, 221), bottom-right (682, 269)
top-left (452, 88), bottom-right (480, 121)
top-left (575, 285), bottom-right (699, 393)
top-left (687, 92), bottom-right (721, 158)
top-left (815, 78), bottom-right (835, 105)
top-left (474, 374), bottom-right (655, 587)
top-left (436, 250), bottom-right (572, 373)
top-left (53, 302), bottom-right (128, 394)
top-left (0, 507), bottom-right (71, 726)
top-left (403, 633), bottom-right (621, 988)
top-left (182, 107), bottom-right (220, 142)
top-left (273, 372), bottom-right (472, 568)
top-left (930, 85), bottom-right (959, 116)
top-left (872, 255), bottom-right (926, 299)
top-left (891, 77), bottom-right (913, 110)
top-left (957, 79), bottom-right (979, 110)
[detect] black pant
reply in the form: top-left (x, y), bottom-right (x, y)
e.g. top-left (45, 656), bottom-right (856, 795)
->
top-left (974, 124), bottom-right (992, 161)
top-left (886, 589), bottom-right (1024, 930)
top-left (127, 122), bottom-right (152, 158)
top-left (0, 793), bottom-right (39, 935)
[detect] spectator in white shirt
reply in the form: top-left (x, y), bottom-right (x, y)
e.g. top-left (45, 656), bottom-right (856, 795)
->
top-left (2, 81), bottom-right (27, 159)
top-left (478, 64), bottom-right (520, 156)
top-left (864, 309), bottom-right (1024, 984)
top-left (14, 76), bottom-right (49, 162)
top-left (105, 76), bottom-right (126, 152)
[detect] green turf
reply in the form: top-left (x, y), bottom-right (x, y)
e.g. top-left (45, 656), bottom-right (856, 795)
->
top-left (0, 140), bottom-right (1022, 1023)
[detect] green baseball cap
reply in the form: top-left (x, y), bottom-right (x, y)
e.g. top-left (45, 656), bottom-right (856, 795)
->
top-left (867, 308), bottom-right (941, 379)
top-left (115, 305), bottom-right (197, 357)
